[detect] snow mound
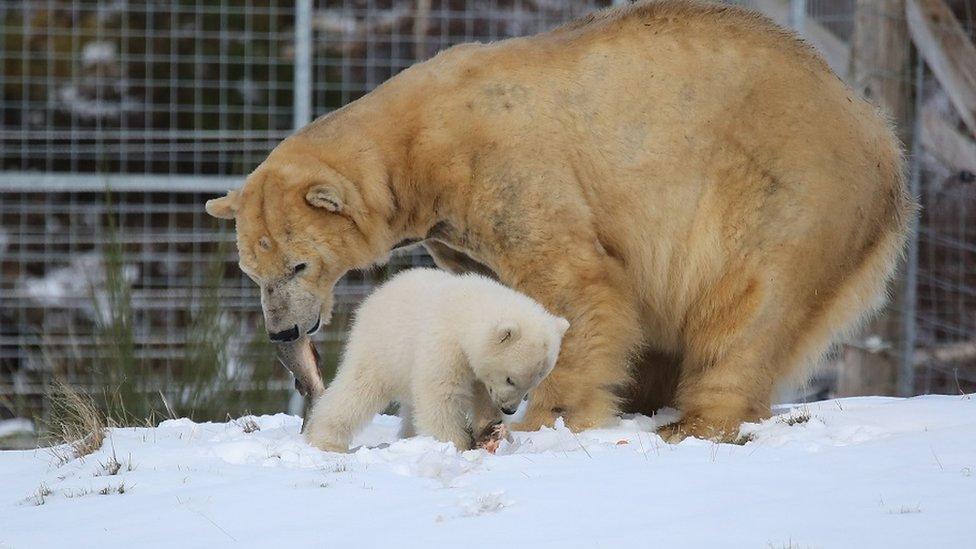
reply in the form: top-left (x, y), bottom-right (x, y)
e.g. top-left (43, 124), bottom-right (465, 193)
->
top-left (1, 395), bottom-right (974, 548)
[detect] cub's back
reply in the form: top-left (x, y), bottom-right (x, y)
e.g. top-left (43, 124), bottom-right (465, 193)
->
top-left (350, 268), bottom-right (452, 334)
top-left (341, 269), bottom-right (455, 378)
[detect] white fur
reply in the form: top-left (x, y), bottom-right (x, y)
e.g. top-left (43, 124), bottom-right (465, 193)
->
top-left (304, 268), bottom-right (570, 452)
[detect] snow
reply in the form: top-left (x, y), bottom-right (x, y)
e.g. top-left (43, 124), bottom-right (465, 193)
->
top-left (21, 252), bottom-right (138, 318)
top-left (82, 41), bottom-right (117, 66)
top-left (0, 419), bottom-right (34, 439)
top-left (1, 395), bottom-right (974, 548)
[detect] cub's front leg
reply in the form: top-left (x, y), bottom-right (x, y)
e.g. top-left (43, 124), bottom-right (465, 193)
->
top-left (304, 363), bottom-right (392, 453)
top-left (411, 348), bottom-right (476, 451)
top-left (473, 381), bottom-right (505, 447)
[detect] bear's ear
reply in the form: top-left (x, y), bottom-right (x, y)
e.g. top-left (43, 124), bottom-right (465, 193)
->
top-left (305, 183), bottom-right (344, 213)
top-left (205, 190), bottom-right (241, 220)
top-left (495, 322), bottom-right (520, 345)
top-left (554, 317), bottom-right (570, 336)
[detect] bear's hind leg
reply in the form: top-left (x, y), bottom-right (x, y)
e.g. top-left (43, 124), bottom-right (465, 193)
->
top-left (660, 274), bottom-right (779, 443)
top-left (659, 352), bottom-right (775, 444)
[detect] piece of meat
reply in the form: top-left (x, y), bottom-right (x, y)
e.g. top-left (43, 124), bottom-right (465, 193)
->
top-left (274, 335), bottom-right (326, 432)
top-left (476, 422), bottom-right (511, 454)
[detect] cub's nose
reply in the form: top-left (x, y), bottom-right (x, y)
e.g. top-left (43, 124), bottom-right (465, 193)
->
top-left (268, 324), bottom-right (300, 343)
top-left (500, 406), bottom-right (518, 415)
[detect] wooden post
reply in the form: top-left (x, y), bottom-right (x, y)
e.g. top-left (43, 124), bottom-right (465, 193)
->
top-left (906, 0), bottom-right (976, 136)
top-left (920, 104), bottom-right (976, 174)
top-left (852, 0), bottom-right (914, 140)
top-left (838, 0), bottom-right (914, 396)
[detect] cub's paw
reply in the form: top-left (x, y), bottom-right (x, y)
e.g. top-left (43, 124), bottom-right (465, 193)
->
top-left (475, 422), bottom-right (512, 454)
top-left (305, 437), bottom-right (349, 453)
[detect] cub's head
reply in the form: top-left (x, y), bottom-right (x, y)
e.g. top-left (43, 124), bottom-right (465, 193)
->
top-left (204, 134), bottom-right (394, 341)
top-left (470, 314), bottom-right (570, 415)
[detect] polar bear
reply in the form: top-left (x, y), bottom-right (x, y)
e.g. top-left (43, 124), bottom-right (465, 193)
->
top-left (303, 268), bottom-right (570, 452)
top-left (206, 0), bottom-right (914, 442)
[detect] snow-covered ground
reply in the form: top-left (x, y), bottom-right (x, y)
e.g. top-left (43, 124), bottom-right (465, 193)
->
top-left (1, 395), bottom-right (974, 548)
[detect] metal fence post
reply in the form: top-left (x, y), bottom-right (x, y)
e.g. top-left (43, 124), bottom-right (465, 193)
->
top-left (790, 0), bottom-right (807, 34)
top-left (898, 59), bottom-right (923, 398)
top-left (293, 0), bottom-right (313, 131)
top-left (289, 0), bottom-right (314, 416)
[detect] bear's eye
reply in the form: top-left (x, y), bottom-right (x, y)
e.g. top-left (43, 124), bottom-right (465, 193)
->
top-left (506, 377), bottom-right (515, 386)
top-left (293, 263), bottom-right (308, 275)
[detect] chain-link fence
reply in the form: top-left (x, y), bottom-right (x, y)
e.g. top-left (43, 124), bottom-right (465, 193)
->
top-left (0, 0), bottom-right (613, 423)
top-left (2, 0), bottom-right (974, 425)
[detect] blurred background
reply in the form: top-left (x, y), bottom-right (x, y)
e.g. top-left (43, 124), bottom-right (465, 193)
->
top-left (1, 0), bottom-right (974, 448)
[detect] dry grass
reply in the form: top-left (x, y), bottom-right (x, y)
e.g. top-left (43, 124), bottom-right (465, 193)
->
top-left (45, 378), bottom-right (106, 465)
top-left (23, 483), bottom-right (53, 506)
top-left (321, 461), bottom-right (350, 474)
top-left (232, 415), bottom-right (260, 434)
top-left (98, 482), bottom-right (129, 495)
top-left (778, 411), bottom-right (813, 426)
top-left (731, 432), bottom-right (756, 445)
top-left (96, 447), bottom-right (135, 476)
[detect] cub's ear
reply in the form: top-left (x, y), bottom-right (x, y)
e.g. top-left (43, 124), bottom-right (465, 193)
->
top-left (554, 317), bottom-right (570, 336)
top-left (205, 190), bottom-right (240, 220)
top-left (495, 322), bottom-right (520, 345)
top-left (305, 184), bottom-right (344, 213)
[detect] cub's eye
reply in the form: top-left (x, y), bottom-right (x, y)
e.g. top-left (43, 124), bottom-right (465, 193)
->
top-left (506, 377), bottom-right (515, 386)
top-left (293, 263), bottom-right (308, 275)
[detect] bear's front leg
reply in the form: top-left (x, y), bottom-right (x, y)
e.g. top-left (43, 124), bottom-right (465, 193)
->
top-left (304, 369), bottom-right (392, 452)
top-left (472, 382), bottom-right (506, 448)
top-left (505, 250), bottom-right (643, 433)
top-left (411, 350), bottom-right (476, 451)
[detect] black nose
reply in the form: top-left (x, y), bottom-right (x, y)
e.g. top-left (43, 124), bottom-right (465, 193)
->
top-left (268, 324), bottom-right (300, 343)
top-left (501, 406), bottom-right (517, 415)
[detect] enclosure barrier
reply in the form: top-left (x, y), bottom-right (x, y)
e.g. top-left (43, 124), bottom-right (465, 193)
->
top-left (1, 0), bottom-right (973, 424)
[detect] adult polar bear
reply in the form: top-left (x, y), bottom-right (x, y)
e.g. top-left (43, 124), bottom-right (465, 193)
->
top-left (206, 0), bottom-right (914, 441)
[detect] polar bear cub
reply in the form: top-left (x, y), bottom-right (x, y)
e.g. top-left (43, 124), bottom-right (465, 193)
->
top-left (304, 268), bottom-right (570, 452)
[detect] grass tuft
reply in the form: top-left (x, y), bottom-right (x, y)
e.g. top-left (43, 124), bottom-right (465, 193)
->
top-left (779, 411), bottom-right (812, 426)
top-left (24, 483), bottom-right (53, 506)
top-left (731, 432), bottom-right (755, 445)
top-left (233, 415), bottom-right (260, 434)
top-left (97, 447), bottom-right (135, 476)
top-left (323, 462), bottom-right (349, 474)
top-left (98, 482), bottom-right (128, 496)
top-left (45, 378), bottom-right (106, 464)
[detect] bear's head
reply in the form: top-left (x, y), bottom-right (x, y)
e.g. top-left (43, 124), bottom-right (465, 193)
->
top-left (204, 134), bottom-right (396, 341)
top-left (469, 314), bottom-right (570, 415)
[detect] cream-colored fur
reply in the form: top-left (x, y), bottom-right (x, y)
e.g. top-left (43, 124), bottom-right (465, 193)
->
top-left (303, 268), bottom-right (569, 452)
top-left (206, 0), bottom-right (916, 441)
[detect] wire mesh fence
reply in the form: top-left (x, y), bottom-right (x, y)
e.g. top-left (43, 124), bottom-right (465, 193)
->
top-left (1, 0), bottom-right (974, 425)
top-left (0, 0), bottom-right (613, 423)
